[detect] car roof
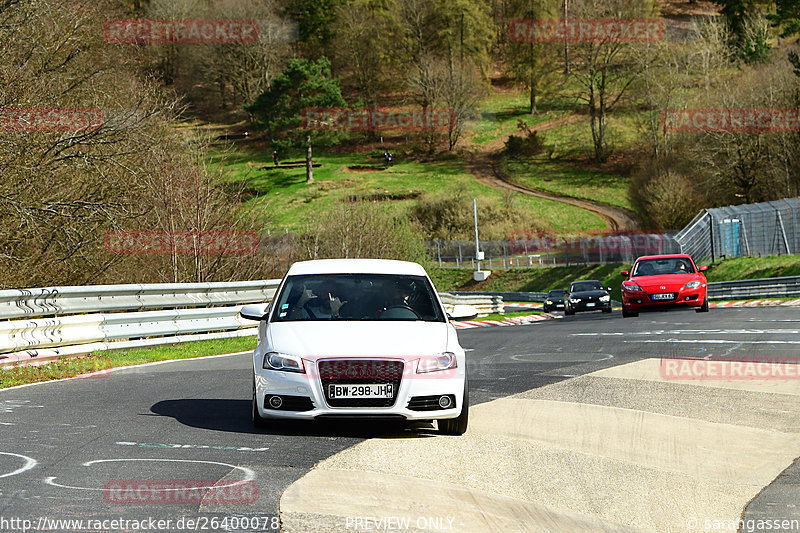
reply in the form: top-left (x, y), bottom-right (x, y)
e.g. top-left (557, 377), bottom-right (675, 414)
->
top-left (635, 254), bottom-right (694, 262)
top-left (286, 259), bottom-right (428, 277)
top-left (571, 279), bottom-right (601, 284)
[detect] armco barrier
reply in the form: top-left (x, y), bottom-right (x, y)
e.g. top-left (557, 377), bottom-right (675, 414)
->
top-left (439, 293), bottom-right (504, 315)
top-left (707, 276), bottom-right (800, 300)
top-left (0, 282), bottom-right (503, 367)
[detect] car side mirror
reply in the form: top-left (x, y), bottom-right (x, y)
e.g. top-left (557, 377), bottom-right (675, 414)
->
top-left (699, 266), bottom-right (708, 272)
top-left (621, 270), bottom-right (629, 276)
top-left (448, 304), bottom-right (478, 321)
top-left (240, 303), bottom-right (270, 321)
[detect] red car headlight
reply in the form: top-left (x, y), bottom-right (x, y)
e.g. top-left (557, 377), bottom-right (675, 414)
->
top-left (622, 282), bottom-right (643, 292)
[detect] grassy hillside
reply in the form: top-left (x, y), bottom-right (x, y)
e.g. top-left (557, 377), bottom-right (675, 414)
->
top-left (215, 145), bottom-right (607, 236)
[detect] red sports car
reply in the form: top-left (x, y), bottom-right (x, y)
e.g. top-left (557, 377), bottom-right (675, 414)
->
top-left (620, 254), bottom-right (709, 317)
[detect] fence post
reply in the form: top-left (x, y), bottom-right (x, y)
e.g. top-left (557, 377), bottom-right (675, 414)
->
top-left (458, 242), bottom-right (462, 268)
top-left (436, 241), bottom-right (442, 267)
top-left (503, 242), bottom-right (507, 269)
top-left (708, 211), bottom-right (715, 263)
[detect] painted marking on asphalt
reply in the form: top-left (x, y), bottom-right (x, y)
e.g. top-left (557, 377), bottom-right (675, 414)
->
top-left (116, 441), bottom-right (270, 452)
top-left (626, 340), bottom-right (800, 345)
top-left (573, 329), bottom-right (800, 336)
top-left (0, 452), bottom-right (37, 479)
top-left (45, 458), bottom-right (255, 491)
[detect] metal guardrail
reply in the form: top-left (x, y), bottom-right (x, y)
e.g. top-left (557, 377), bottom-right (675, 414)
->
top-left (0, 282), bottom-right (503, 367)
top-left (451, 291), bottom-right (548, 303)
top-left (0, 281), bottom-right (281, 367)
top-left (707, 276), bottom-right (800, 300)
top-left (0, 281), bottom-right (280, 321)
top-left (439, 293), bottom-right (504, 315)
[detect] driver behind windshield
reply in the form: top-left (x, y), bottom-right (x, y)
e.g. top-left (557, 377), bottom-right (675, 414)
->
top-left (377, 281), bottom-right (414, 316)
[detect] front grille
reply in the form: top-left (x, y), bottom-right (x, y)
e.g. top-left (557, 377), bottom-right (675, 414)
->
top-left (318, 359), bottom-right (404, 408)
top-left (408, 395), bottom-right (456, 411)
top-left (264, 395), bottom-right (314, 412)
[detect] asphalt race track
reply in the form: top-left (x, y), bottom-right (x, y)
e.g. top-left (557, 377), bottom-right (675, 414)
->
top-left (1, 306), bottom-right (799, 532)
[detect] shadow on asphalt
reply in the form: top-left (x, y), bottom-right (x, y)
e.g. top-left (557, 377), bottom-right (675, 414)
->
top-left (149, 399), bottom-right (438, 439)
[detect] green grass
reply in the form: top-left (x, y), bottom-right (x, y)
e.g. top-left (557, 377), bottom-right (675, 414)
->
top-left (503, 158), bottom-right (632, 210)
top-left (706, 255), bottom-right (800, 282)
top-left (216, 146), bottom-right (607, 235)
top-left (478, 310), bottom-right (545, 321)
top-left (0, 336), bottom-right (256, 389)
top-left (465, 94), bottom-right (577, 146)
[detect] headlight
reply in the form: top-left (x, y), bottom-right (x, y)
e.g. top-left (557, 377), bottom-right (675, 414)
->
top-left (263, 352), bottom-right (305, 373)
top-left (569, 297), bottom-right (581, 303)
top-left (417, 352), bottom-right (457, 373)
top-left (546, 300), bottom-right (552, 304)
top-left (599, 295), bottom-right (610, 302)
top-left (684, 281), bottom-right (701, 289)
top-left (623, 282), bottom-right (643, 292)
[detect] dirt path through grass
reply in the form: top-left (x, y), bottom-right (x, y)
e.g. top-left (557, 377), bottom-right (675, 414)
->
top-left (465, 113), bottom-right (639, 231)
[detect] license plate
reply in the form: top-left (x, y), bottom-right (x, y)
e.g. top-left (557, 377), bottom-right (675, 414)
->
top-left (329, 384), bottom-right (393, 399)
top-left (652, 293), bottom-right (674, 301)
top-left (586, 302), bottom-right (595, 307)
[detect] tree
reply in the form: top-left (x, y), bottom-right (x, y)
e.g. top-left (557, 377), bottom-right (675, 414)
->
top-left (500, 0), bottom-right (562, 114)
top-left (389, 0), bottom-right (493, 150)
top-left (768, 0), bottom-right (800, 38)
top-left (246, 57), bottom-right (347, 149)
top-left (333, 0), bottom-right (392, 110)
top-left (568, 0), bottom-right (659, 162)
top-left (281, 0), bottom-right (342, 58)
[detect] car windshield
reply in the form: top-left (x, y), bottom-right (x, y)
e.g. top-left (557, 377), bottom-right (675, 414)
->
top-left (547, 290), bottom-right (566, 299)
top-left (270, 273), bottom-right (445, 322)
top-left (570, 282), bottom-right (602, 292)
top-left (633, 258), bottom-right (694, 276)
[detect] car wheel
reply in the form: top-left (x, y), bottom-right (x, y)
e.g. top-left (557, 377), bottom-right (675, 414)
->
top-left (565, 305), bottom-right (575, 316)
top-left (252, 379), bottom-right (269, 428)
top-left (622, 307), bottom-right (638, 318)
top-left (439, 378), bottom-right (469, 436)
top-left (696, 295), bottom-right (709, 313)
top-left (602, 307), bottom-right (612, 313)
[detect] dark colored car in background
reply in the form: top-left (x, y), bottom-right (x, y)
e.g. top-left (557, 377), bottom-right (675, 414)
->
top-left (543, 289), bottom-right (567, 312)
top-left (565, 280), bottom-right (612, 315)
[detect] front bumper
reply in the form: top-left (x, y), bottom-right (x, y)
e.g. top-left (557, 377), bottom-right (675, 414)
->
top-left (567, 300), bottom-right (611, 312)
top-left (254, 360), bottom-right (465, 421)
top-left (623, 287), bottom-right (705, 311)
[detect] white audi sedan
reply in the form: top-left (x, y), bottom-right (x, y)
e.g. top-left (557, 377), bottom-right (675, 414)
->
top-left (240, 259), bottom-right (472, 435)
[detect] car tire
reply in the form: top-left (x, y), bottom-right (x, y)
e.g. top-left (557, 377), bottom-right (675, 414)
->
top-left (622, 307), bottom-right (638, 318)
top-left (252, 379), bottom-right (269, 428)
top-left (439, 378), bottom-right (469, 436)
top-left (565, 305), bottom-right (575, 316)
top-left (602, 307), bottom-right (612, 313)
top-left (696, 295), bottom-right (709, 313)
